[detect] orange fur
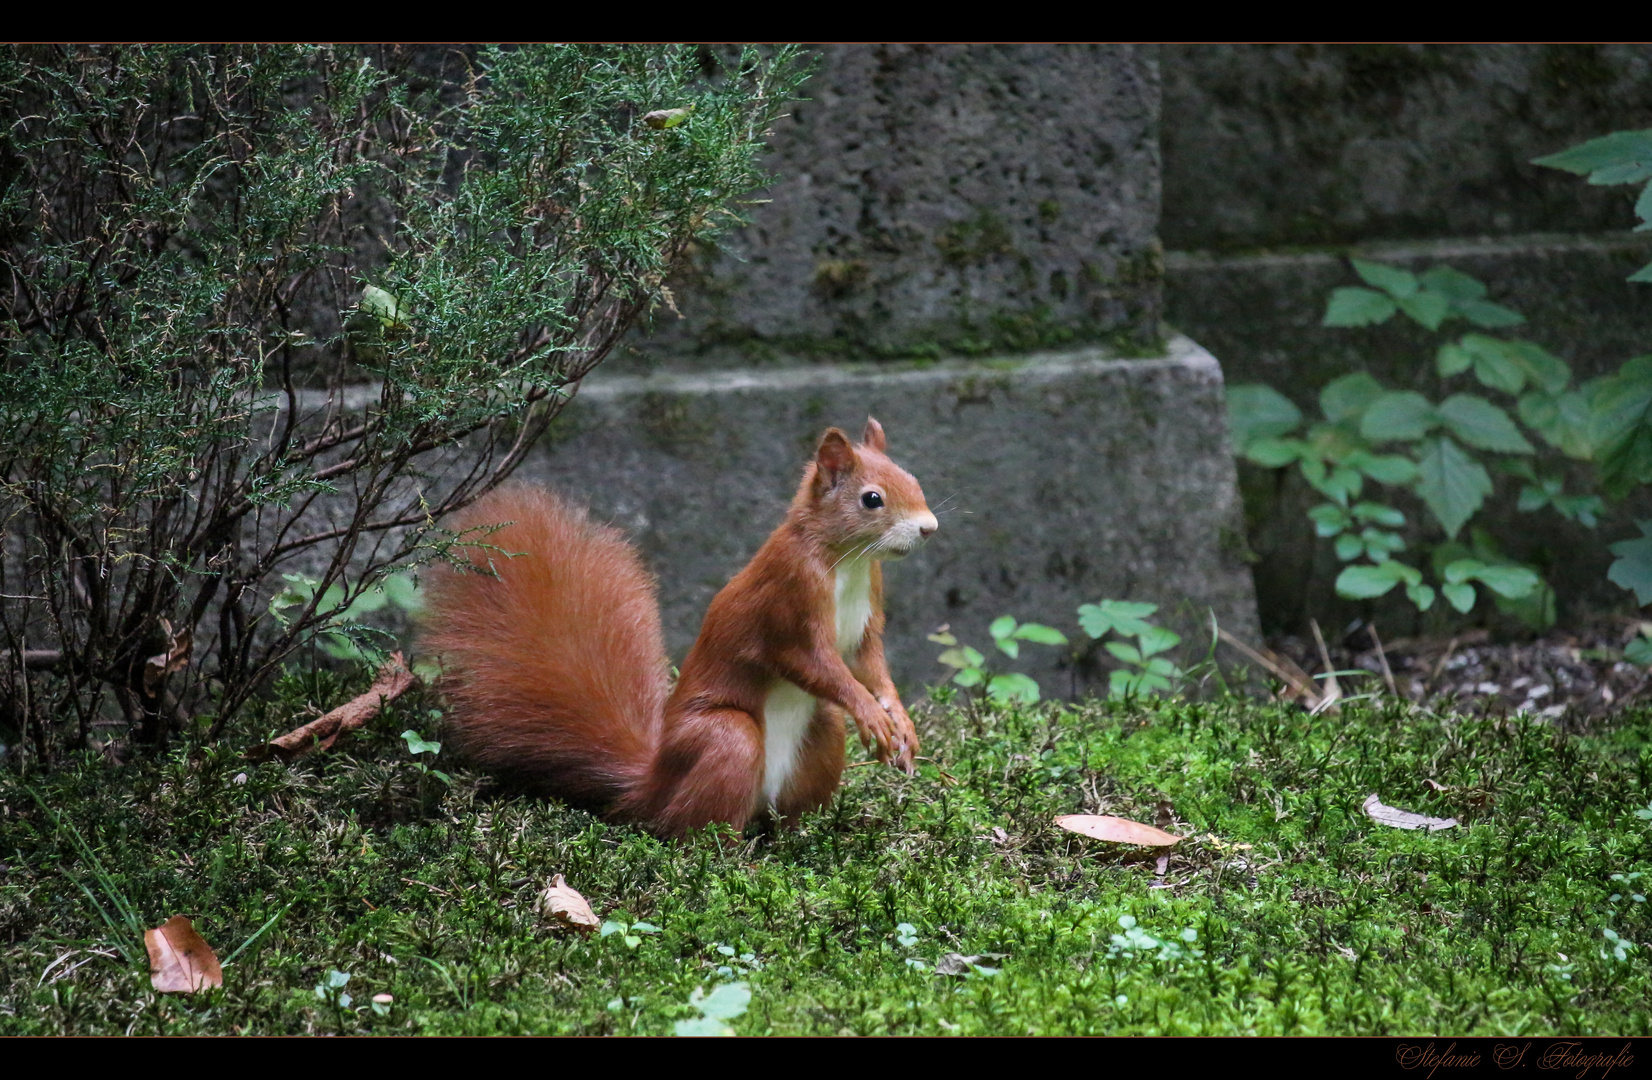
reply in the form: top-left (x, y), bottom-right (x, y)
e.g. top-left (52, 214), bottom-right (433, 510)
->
top-left (420, 417), bottom-right (937, 839)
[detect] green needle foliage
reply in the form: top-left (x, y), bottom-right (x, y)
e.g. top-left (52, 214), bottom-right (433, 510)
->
top-left (0, 46), bottom-right (806, 755)
top-left (4, 675), bottom-right (1649, 1035)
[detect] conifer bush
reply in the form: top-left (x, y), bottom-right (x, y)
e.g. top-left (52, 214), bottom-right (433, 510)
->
top-left (0, 45), bottom-right (804, 757)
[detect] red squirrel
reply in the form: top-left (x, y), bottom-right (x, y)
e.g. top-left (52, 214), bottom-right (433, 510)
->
top-left (420, 417), bottom-right (938, 839)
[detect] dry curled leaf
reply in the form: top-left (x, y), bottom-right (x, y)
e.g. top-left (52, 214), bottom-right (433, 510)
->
top-left (145, 915), bottom-right (223, 993)
top-left (142, 619), bottom-right (192, 697)
top-left (935, 952), bottom-right (1007, 977)
top-left (1362, 794), bottom-right (1458, 832)
top-left (1055, 814), bottom-right (1181, 847)
top-left (642, 106), bottom-right (692, 129)
top-left (538, 874), bottom-right (600, 935)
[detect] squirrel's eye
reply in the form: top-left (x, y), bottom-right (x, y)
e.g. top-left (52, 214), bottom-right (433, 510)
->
top-left (861, 491), bottom-right (884, 510)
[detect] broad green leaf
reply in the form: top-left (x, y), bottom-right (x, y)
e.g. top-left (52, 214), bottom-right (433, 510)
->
top-left (1350, 502), bottom-right (1405, 527)
top-left (1078, 600), bottom-right (1157, 640)
top-left (1628, 636), bottom-right (1652, 665)
top-left (988, 615), bottom-right (1017, 641)
top-left (1442, 582), bottom-right (1477, 613)
top-left (360, 284), bottom-right (410, 329)
top-left (1108, 670), bottom-right (1138, 699)
top-left (1350, 453), bottom-right (1418, 484)
top-left (1608, 522), bottom-right (1652, 605)
top-left (693, 982), bottom-right (751, 1021)
top-left (1335, 560), bottom-right (1418, 599)
top-left (1589, 161), bottom-right (1652, 186)
top-left (1472, 565), bottom-right (1540, 599)
top-left (1360, 528), bottom-right (1405, 554)
top-left (1144, 657), bottom-right (1182, 677)
top-left (1442, 558), bottom-right (1486, 586)
top-left (1335, 533), bottom-right (1364, 560)
top-left (1531, 129), bottom-right (1652, 177)
top-left (1137, 625), bottom-right (1182, 657)
top-left (1396, 291), bottom-right (1450, 331)
top-left (1324, 287), bottom-right (1397, 327)
top-left (937, 646), bottom-right (984, 670)
top-left (674, 1016), bottom-right (732, 1037)
top-left (1454, 299), bottom-right (1525, 328)
top-left (1105, 641), bottom-right (1144, 665)
top-left (1012, 622), bottom-right (1068, 646)
top-left (1518, 390), bottom-right (1595, 459)
top-left (1461, 335), bottom-right (1526, 394)
top-left (1360, 391), bottom-right (1438, 442)
top-left (1630, 262), bottom-right (1652, 283)
top-left (1638, 179), bottom-right (1652, 224)
top-left (927, 630), bottom-right (957, 646)
top-left (1419, 265), bottom-right (1488, 301)
top-left (401, 730), bottom-right (440, 756)
top-left (1406, 582), bottom-right (1437, 611)
top-left (1244, 437), bottom-right (1304, 468)
top-left (1317, 466), bottom-right (1364, 504)
top-left (1437, 394), bottom-right (1534, 454)
top-left (1505, 340), bottom-right (1570, 395)
top-left (1414, 436), bottom-right (1492, 539)
top-left (1351, 259), bottom-right (1418, 298)
top-left (1319, 372), bottom-right (1386, 424)
top-left (953, 668), bottom-right (984, 688)
top-left (1308, 503), bottom-right (1350, 537)
top-left (630, 922), bottom-right (661, 934)
top-left (995, 638), bottom-right (1019, 659)
top-left (600, 921), bottom-right (625, 937)
top-left (1437, 343), bottom-right (1474, 378)
top-left (1226, 385), bottom-right (1303, 451)
top-left (1551, 492), bottom-right (1604, 527)
top-left (987, 673), bottom-right (1041, 704)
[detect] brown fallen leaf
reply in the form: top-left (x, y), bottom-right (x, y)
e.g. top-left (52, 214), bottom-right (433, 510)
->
top-left (642, 107), bottom-right (692, 129)
top-left (142, 619), bottom-right (193, 697)
top-left (253, 652), bottom-right (418, 762)
top-left (1055, 814), bottom-right (1181, 847)
top-left (935, 952), bottom-right (1007, 977)
top-left (145, 915), bottom-right (223, 994)
top-left (1362, 794), bottom-right (1458, 832)
top-left (538, 874), bottom-right (600, 935)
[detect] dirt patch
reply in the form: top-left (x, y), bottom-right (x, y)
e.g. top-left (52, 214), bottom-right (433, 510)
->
top-left (1265, 616), bottom-right (1652, 725)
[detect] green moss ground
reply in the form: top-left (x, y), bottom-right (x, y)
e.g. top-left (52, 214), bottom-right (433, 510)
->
top-left (2, 672), bottom-right (1650, 1035)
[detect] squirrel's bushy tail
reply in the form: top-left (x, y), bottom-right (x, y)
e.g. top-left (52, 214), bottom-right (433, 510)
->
top-left (420, 486), bottom-right (668, 813)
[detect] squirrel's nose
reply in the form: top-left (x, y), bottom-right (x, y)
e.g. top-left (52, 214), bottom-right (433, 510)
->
top-left (918, 513), bottom-right (938, 539)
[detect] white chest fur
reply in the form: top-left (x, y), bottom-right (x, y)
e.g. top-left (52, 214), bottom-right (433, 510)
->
top-left (761, 558), bottom-right (874, 806)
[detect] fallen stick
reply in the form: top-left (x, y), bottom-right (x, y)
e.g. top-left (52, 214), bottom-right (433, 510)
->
top-left (1308, 618), bottom-right (1342, 716)
top-left (253, 652), bottom-right (418, 762)
top-left (1369, 622), bottom-right (1398, 697)
top-left (1215, 627), bottom-right (1321, 707)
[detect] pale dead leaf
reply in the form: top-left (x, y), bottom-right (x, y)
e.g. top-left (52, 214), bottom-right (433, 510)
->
top-left (145, 915), bottom-right (223, 993)
top-left (1362, 794), bottom-right (1458, 832)
top-left (935, 952), bottom-right (1007, 977)
top-left (1055, 814), bottom-right (1181, 847)
top-left (1423, 779), bottom-right (1450, 792)
top-left (1154, 855), bottom-right (1170, 877)
top-left (538, 874), bottom-right (600, 934)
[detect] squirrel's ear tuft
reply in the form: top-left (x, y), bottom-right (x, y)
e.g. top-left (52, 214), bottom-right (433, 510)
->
top-left (815, 428), bottom-right (856, 490)
top-left (862, 416), bottom-right (887, 452)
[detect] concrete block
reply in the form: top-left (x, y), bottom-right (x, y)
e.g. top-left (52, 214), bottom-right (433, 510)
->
top-left (622, 44), bottom-right (1164, 370)
top-left (1163, 44), bottom-right (1652, 250)
top-left (519, 335), bottom-right (1258, 698)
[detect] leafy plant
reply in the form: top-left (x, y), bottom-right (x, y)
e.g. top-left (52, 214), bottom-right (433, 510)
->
top-left (1532, 129), bottom-right (1652, 283)
top-left (672, 981), bottom-right (750, 1037)
top-left (599, 917), bottom-right (662, 949)
top-left (931, 616), bottom-right (1066, 704)
top-left (0, 45), bottom-right (807, 758)
top-left (400, 727), bottom-right (451, 790)
top-left (1228, 260), bottom-right (1584, 627)
top-left (1077, 600), bottom-right (1186, 698)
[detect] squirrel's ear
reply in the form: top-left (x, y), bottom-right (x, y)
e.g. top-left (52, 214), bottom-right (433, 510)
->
top-left (862, 416), bottom-right (887, 452)
top-left (814, 428), bottom-right (856, 490)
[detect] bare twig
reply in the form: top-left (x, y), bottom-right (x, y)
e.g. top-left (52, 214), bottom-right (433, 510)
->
top-left (1216, 627), bottom-right (1320, 707)
top-left (1308, 618), bottom-right (1342, 716)
top-left (1369, 622), bottom-right (1398, 697)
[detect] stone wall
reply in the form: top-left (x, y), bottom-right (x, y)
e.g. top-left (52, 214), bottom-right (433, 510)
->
top-left (618, 44), bottom-right (1164, 370)
top-left (1161, 44), bottom-right (1652, 633)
